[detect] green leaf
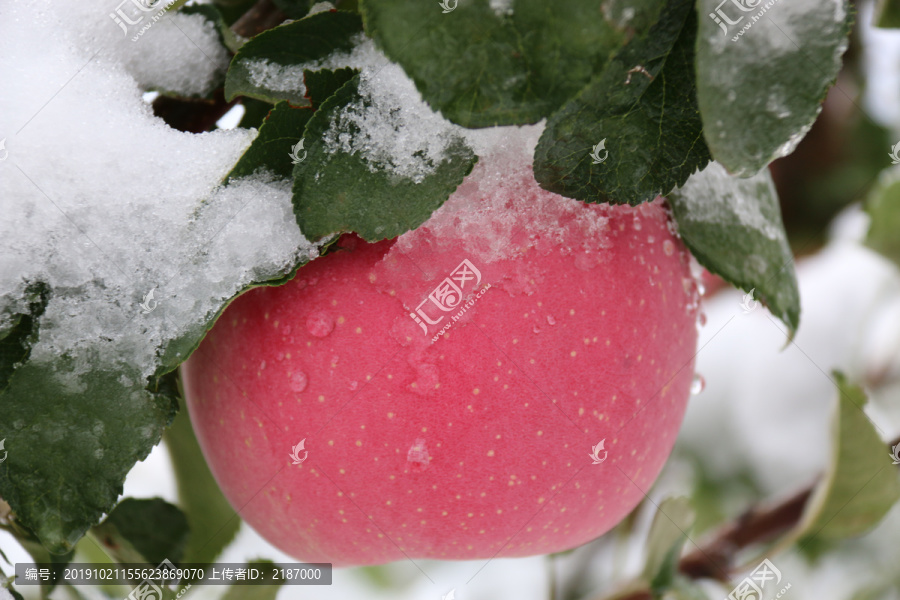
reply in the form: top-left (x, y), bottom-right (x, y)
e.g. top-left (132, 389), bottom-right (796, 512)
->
top-left (164, 399), bottom-right (240, 564)
top-left (291, 74), bottom-right (477, 242)
top-left (865, 168), bottom-right (900, 269)
top-left (642, 498), bottom-right (695, 594)
top-left (669, 161), bottom-right (800, 333)
top-left (695, 0), bottom-right (852, 176)
top-left (795, 373), bottom-right (900, 542)
top-left (225, 69), bottom-right (360, 183)
top-left (305, 67), bottom-right (358, 109)
top-left (91, 498), bottom-right (189, 565)
top-left (874, 0), bottom-right (900, 27)
top-left (360, 0), bottom-right (640, 128)
top-left (219, 560), bottom-right (285, 600)
top-left (0, 359), bottom-right (177, 554)
top-left (224, 11), bottom-right (363, 105)
top-left (0, 282), bottom-right (49, 393)
top-left (226, 102), bottom-right (314, 182)
top-left (604, 0), bottom-right (667, 33)
top-left (533, 0), bottom-right (709, 206)
top-left (238, 98), bottom-right (275, 129)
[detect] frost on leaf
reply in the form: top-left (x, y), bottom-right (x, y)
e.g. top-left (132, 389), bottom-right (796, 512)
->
top-left (669, 162), bottom-right (800, 333)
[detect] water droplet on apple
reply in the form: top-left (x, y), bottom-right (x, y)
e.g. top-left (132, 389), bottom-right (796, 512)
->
top-left (306, 311), bottom-right (334, 337)
top-left (348, 380), bottom-right (358, 391)
top-left (663, 240), bottom-right (674, 256)
top-left (690, 374), bottom-right (705, 396)
top-left (290, 371), bottom-right (308, 392)
top-left (546, 315), bottom-right (556, 325)
top-left (259, 360), bottom-right (266, 370)
top-left (533, 324), bottom-right (541, 334)
top-left (632, 215), bottom-right (642, 231)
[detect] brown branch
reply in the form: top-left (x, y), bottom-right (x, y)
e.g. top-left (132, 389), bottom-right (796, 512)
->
top-left (602, 434), bottom-right (900, 600)
top-left (232, 0), bottom-right (288, 38)
top-left (678, 433), bottom-right (900, 582)
top-left (678, 487), bottom-right (812, 581)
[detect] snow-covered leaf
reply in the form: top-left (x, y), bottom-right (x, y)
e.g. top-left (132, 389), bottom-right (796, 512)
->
top-left (121, 3), bottom-right (232, 98)
top-left (92, 498), bottom-right (190, 565)
top-left (0, 283), bottom-right (48, 393)
top-left (695, 0), bottom-right (852, 176)
top-left (360, 0), bottom-right (646, 127)
top-left (533, 0), bottom-right (709, 206)
top-left (794, 372), bottom-right (900, 541)
top-left (0, 2), bottom-right (321, 553)
top-left (226, 69), bottom-right (358, 183)
top-left (865, 168), bottom-right (900, 269)
top-left (163, 404), bottom-right (239, 564)
top-left (292, 74), bottom-right (477, 242)
top-left (224, 11), bottom-right (363, 105)
top-left (0, 365), bottom-right (177, 553)
top-left (181, 4), bottom-right (243, 54)
top-left (669, 162), bottom-right (800, 333)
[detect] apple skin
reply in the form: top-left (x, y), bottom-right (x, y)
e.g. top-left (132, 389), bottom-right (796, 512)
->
top-left (182, 177), bottom-right (699, 567)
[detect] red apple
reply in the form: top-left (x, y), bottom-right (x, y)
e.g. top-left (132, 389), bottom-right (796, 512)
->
top-left (181, 161), bottom-right (699, 567)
